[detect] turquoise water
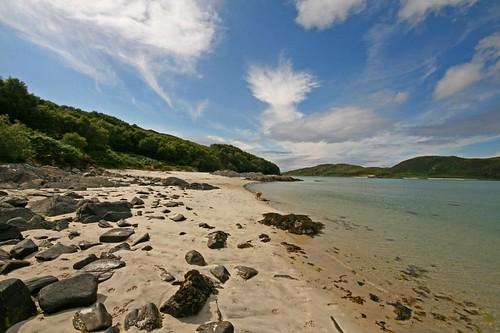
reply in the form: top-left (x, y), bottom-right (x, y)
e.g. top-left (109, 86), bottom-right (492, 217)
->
top-left (249, 177), bottom-right (500, 330)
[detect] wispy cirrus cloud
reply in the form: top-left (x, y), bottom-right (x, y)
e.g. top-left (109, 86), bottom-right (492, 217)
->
top-left (0, 0), bottom-right (220, 112)
top-left (398, 0), bottom-right (478, 24)
top-left (294, 0), bottom-right (366, 30)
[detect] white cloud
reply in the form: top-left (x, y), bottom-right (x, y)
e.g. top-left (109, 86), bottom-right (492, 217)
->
top-left (246, 57), bottom-right (319, 132)
top-left (269, 107), bottom-right (385, 143)
top-left (398, 0), bottom-right (478, 24)
top-left (294, 0), bottom-right (366, 30)
top-left (369, 90), bottom-right (410, 107)
top-left (0, 0), bottom-right (220, 109)
top-left (434, 32), bottom-right (500, 100)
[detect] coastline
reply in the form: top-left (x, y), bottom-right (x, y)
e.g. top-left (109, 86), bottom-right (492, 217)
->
top-left (1, 170), bottom-right (361, 333)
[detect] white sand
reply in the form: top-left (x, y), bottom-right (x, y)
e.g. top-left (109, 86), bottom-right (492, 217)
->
top-left (2, 170), bottom-right (367, 333)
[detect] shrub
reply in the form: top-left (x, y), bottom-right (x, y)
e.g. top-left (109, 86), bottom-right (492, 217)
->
top-left (0, 115), bottom-right (31, 162)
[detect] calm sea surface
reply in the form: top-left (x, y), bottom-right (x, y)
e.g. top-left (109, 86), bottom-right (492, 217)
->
top-left (249, 177), bottom-right (500, 330)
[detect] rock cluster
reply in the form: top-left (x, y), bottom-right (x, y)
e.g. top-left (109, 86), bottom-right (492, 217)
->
top-left (259, 213), bottom-right (323, 236)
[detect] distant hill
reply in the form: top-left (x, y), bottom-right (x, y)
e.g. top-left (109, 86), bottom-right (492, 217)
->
top-left (284, 156), bottom-right (500, 180)
top-left (0, 77), bottom-right (279, 174)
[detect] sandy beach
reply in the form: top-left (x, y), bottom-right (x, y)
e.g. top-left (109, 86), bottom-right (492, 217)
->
top-left (1, 170), bottom-right (367, 333)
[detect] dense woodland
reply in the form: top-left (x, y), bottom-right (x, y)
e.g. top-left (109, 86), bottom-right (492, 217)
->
top-left (285, 156), bottom-right (500, 179)
top-left (0, 77), bottom-right (280, 174)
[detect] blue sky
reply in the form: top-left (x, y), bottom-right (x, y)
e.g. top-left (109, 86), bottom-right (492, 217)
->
top-left (1, 0), bottom-right (499, 170)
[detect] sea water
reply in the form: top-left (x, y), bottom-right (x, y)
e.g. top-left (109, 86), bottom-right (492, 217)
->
top-left (249, 177), bottom-right (500, 331)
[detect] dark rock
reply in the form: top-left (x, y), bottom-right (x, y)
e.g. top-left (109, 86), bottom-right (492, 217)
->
top-left (109, 242), bottom-right (131, 253)
top-left (78, 240), bottom-right (101, 250)
top-left (187, 183), bottom-right (219, 190)
top-left (99, 228), bottom-right (135, 243)
top-left (73, 254), bottom-right (99, 270)
top-left (23, 276), bottom-right (58, 294)
top-left (237, 241), bottom-right (253, 249)
top-left (207, 231), bottom-right (229, 249)
top-left (235, 266), bottom-right (258, 280)
top-left (0, 195), bottom-right (28, 207)
top-left (235, 223), bottom-right (243, 229)
top-left (130, 197), bottom-right (145, 206)
top-left (199, 223), bottom-right (215, 229)
top-left (0, 248), bottom-right (10, 260)
top-left (170, 213), bottom-right (186, 222)
top-left (35, 242), bottom-right (78, 261)
top-left (164, 201), bottom-right (180, 207)
top-left (197, 321), bottom-right (234, 333)
top-left (0, 223), bottom-right (22, 242)
top-left (0, 190), bottom-right (7, 196)
top-left (185, 250), bottom-right (207, 266)
top-left (0, 279), bottom-right (37, 332)
top-left (125, 303), bottom-right (162, 331)
top-left (259, 233), bottom-right (271, 242)
top-left (259, 213), bottom-right (323, 236)
top-left (10, 238), bottom-right (38, 259)
top-left (157, 267), bottom-right (176, 282)
top-left (142, 245), bottom-right (153, 251)
top-left (280, 241), bottom-right (302, 253)
top-left (64, 191), bottom-right (84, 199)
top-left (162, 177), bottom-right (190, 188)
top-left (160, 270), bottom-right (215, 317)
top-left (68, 230), bottom-right (81, 239)
top-left (132, 233), bottom-right (150, 246)
top-left (38, 239), bottom-right (53, 248)
top-left (117, 219), bottom-right (136, 228)
top-left (38, 273), bottom-right (98, 314)
top-left (104, 325), bottom-right (120, 333)
top-left (73, 302), bottom-right (113, 332)
top-left (210, 265), bottom-right (230, 283)
top-left (98, 220), bottom-right (113, 228)
top-left (0, 206), bottom-right (37, 225)
top-left (28, 195), bottom-right (79, 216)
top-left (389, 301), bottom-right (412, 320)
top-left (76, 201), bottom-right (132, 223)
top-left (0, 260), bottom-right (30, 274)
top-left (369, 293), bottom-right (380, 303)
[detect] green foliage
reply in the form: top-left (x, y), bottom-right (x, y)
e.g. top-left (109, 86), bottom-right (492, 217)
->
top-left (0, 115), bottom-right (32, 162)
top-left (285, 156), bottom-right (500, 180)
top-left (0, 77), bottom-right (281, 173)
top-left (61, 132), bottom-right (87, 150)
top-left (29, 132), bottom-right (89, 167)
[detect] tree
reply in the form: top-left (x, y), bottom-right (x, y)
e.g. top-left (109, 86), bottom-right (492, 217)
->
top-left (0, 115), bottom-right (31, 162)
top-left (61, 132), bottom-right (87, 151)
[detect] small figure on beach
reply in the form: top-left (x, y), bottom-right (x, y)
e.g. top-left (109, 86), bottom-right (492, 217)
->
top-left (255, 192), bottom-right (262, 201)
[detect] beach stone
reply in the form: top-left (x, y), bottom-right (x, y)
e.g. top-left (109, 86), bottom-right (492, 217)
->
top-left (259, 213), bottom-right (324, 236)
top-left (38, 239), bottom-right (53, 248)
top-left (0, 278), bottom-right (37, 332)
top-left (124, 303), bottom-right (162, 332)
top-left (199, 223), bottom-right (215, 229)
top-left (186, 183), bottom-right (219, 190)
top-left (237, 241), bottom-right (253, 249)
top-left (162, 177), bottom-right (190, 188)
top-left (197, 321), bottom-right (234, 333)
top-left (99, 228), bottom-right (134, 243)
top-left (170, 213), bottom-right (186, 222)
top-left (0, 195), bottom-right (28, 207)
top-left (68, 230), bottom-right (80, 239)
top-left (110, 242), bottom-right (131, 254)
top-left (0, 248), bottom-right (10, 260)
top-left (185, 250), bottom-right (207, 266)
top-left (10, 238), bottom-right (38, 259)
top-left (132, 233), bottom-right (150, 246)
top-left (38, 273), bottom-right (98, 314)
top-left (104, 325), bottom-right (120, 333)
top-left (73, 302), bottom-right (112, 332)
top-left (76, 201), bottom-right (132, 223)
top-left (117, 219), bottom-right (133, 227)
top-left (130, 197), bottom-right (145, 206)
top-left (0, 207), bottom-right (36, 226)
top-left (23, 276), bottom-right (58, 294)
top-left (78, 240), bottom-right (101, 250)
top-left (0, 260), bottom-right (30, 274)
top-left (281, 242), bottom-right (302, 253)
top-left (64, 191), bottom-right (84, 199)
top-left (142, 245), bottom-right (153, 251)
top-left (235, 266), bottom-right (258, 280)
top-left (164, 201), bottom-right (180, 207)
top-left (0, 223), bottom-right (22, 242)
top-left (210, 265), bottom-right (230, 283)
top-left (98, 221), bottom-right (113, 228)
top-left (389, 301), bottom-right (412, 320)
top-left (160, 270), bottom-right (215, 317)
top-left (73, 254), bottom-right (99, 270)
top-left (0, 191), bottom-right (7, 196)
top-left (28, 195), bottom-right (79, 216)
top-left (81, 259), bottom-right (125, 273)
top-left (207, 231), bottom-right (229, 249)
top-left (259, 233), bottom-right (271, 243)
top-left (35, 242), bottom-right (78, 261)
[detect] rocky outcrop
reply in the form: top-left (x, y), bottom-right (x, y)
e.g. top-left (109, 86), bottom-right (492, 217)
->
top-left (259, 213), bottom-right (323, 236)
top-left (76, 201), bottom-right (132, 223)
top-left (28, 195), bottom-right (80, 216)
top-left (0, 279), bottom-right (37, 332)
top-left (38, 273), bottom-right (98, 314)
top-left (160, 270), bottom-right (215, 317)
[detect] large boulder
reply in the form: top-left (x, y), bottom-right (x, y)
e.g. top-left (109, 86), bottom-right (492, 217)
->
top-left (23, 276), bottom-right (58, 295)
top-left (73, 302), bottom-right (113, 332)
top-left (160, 270), bottom-right (215, 317)
top-left (38, 273), bottom-right (98, 314)
top-left (185, 250), bottom-right (207, 266)
top-left (76, 201), bottom-right (132, 223)
top-left (35, 242), bottom-right (78, 261)
top-left (0, 279), bottom-right (37, 332)
top-left (0, 196), bottom-right (28, 207)
top-left (0, 260), bottom-right (30, 275)
top-left (10, 238), bottom-right (38, 259)
top-left (99, 228), bottom-right (135, 243)
top-left (124, 303), bottom-right (162, 332)
top-left (0, 223), bottom-right (22, 242)
top-left (29, 195), bottom-right (80, 216)
top-left (0, 206), bottom-right (37, 225)
top-left (162, 177), bottom-right (190, 188)
top-left (258, 213), bottom-right (324, 236)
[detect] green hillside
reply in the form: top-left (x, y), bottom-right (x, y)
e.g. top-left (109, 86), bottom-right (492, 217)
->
top-left (0, 77), bottom-right (279, 174)
top-left (285, 156), bottom-right (500, 180)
